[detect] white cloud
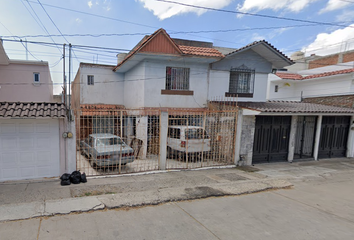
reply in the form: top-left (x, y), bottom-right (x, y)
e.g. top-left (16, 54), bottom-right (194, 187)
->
top-left (267, 27), bottom-right (290, 39)
top-left (319, 0), bottom-right (350, 14)
top-left (75, 18), bottom-right (82, 24)
top-left (139, 0), bottom-right (233, 20)
top-left (250, 33), bottom-right (265, 41)
top-left (236, 0), bottom-right (318, 15)
top-left (336, 10), bottom-right (354, 22)
top-left (302, 24), bottom-right (354, 56)
top-left (88, 1), bottom-right (93, 8)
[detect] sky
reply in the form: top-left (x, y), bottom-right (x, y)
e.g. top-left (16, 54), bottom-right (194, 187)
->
top-left (1, 0), bottom-right (354, 94)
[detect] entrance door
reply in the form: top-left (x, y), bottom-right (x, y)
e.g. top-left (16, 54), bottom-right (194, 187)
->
top-left (294, 116), bottom-right (317, 159)
top-left (319, 116), bottom-right (350, 158)
top-left (253, 116), bottom-right (291, 163)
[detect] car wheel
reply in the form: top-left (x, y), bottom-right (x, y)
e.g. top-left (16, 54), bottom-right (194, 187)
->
top-left (89, 160), bottom-right (94, 167)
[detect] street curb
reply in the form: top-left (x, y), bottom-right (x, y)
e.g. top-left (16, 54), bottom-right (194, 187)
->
top-left (0, 179), bottom-right (292, 223)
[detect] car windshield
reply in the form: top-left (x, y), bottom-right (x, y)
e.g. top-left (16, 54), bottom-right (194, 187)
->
top-left (96, 137), bottom-right (123, 146)
top-left (185, 129), bottom-right (209, 139)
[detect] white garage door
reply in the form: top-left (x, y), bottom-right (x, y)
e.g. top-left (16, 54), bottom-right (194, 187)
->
top-left (0, 119), bottom-right (60, 181)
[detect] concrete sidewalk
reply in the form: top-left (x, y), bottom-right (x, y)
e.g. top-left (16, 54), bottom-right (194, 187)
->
top-left (1, 158), bottom-right (353, 222)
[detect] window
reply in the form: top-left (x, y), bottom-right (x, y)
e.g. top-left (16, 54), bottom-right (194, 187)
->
top-left (168, 128), bottom-right (181, 139)
top-left (87, 75), bottom-right (94, 85)
top-left (33, 73), bottom-right (40, 83)
top-left (97, 137), bottom-right (123, 146)
top-left (185, 129), bottom-right (209, 140)
top-left (165, 67), bottom-right (190, 90)
top-left (227, 65), bottom-right (255, 97)
top-left (275, 85), bottom-right (279, 92)
top-left (88, 137), bottom-right (95, 147)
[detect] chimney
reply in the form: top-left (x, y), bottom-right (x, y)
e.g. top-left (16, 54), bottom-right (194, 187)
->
top-left (117, 53), bottom-right (128, 64)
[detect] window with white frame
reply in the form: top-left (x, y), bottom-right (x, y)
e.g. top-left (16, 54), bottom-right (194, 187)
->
top-left (228, 65), bottom-right (255, 97)
top-left (87, 75), bottom-right (94, 85)
top-left (33, 73), bottom-right (40, 83)
top-left (165, 67), bottom-right (190, 90)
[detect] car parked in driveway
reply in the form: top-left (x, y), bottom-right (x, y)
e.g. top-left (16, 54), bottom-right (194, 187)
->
top-left (80, 133), bottom-right (134, 167)
top-left (167, 126), bottom-right (211, 160)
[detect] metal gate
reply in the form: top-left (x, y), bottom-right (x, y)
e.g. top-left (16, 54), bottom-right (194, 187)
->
top-left (166, 110), bottom-right (238, 169)
top-left (253, 116), bottom-right (291, 163)
top-left (318, 116), bottom-right (350, 158)
top-left (75, 109), bottom-right (161, 176)
top-left (75, 108), bottom-right (238, 175)
top-left (294, 116), bottom-right (317, 159)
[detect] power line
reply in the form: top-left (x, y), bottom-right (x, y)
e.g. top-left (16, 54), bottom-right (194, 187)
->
top-left (37, 0), bottom-right (68, 43)
top-left (26, 0), bottom-right (157, 30)
top-left (156, 0), bottom-right (354, 29)
top-left (22, 0), bottom-right (62, 54)
top-left (339, 0), bottom-right (354, 4)
top-left (0, 20), bottom-right (40, 61)
top-left (1, 23), bottom-right (336, 39)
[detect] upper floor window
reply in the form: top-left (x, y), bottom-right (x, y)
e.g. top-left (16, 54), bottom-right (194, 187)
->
top-left (166, 67), bottom-right (190, 90)
top-left (33, 73), bottom-right (40, 83)
top-left (87, 75), bottom-right (94, 85)
top-left (227, 65), bottom-right (255, 98)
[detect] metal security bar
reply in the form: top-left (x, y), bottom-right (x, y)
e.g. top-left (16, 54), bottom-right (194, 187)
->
top-left (166, 67), bottom-right (190, 90)
top-left (75, 109), bottom-right (160, 176)
top-left (166, 109), bottom-right (238, 170)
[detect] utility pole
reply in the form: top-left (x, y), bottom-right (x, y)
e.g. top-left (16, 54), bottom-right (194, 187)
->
top-left (68, 43), bottom-right (72, 111)
top-left (63, 44), bottom-right (66, 106)
top-left (25, 38), bottom-right (28, 60)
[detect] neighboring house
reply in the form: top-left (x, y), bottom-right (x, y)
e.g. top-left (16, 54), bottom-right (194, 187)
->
top-left (0, 43), bottom-right (53, 102)
top-left (72, 28), bottom-right (354, 168)
top-left (0, 41), bottom-right (75, 182)
top-left (286, 49), bottom-right (354, 72)
top-left (268, 64), bottom-right (354, 102)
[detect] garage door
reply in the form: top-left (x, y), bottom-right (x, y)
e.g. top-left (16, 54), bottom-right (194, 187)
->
top-left (0, 119), bottom-right (60, 181)
top-left (253, 116), bottom-right (291, 163)
top-left (318, 116), bottom-right (350, 159)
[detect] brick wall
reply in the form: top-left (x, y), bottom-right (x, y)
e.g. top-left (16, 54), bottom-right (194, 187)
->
top-left (303, 95), bottom-right (354, 108)
top-left (308, 55), bottom-right (339, 69)
top-left (343, 51), bottom-right (354, 63)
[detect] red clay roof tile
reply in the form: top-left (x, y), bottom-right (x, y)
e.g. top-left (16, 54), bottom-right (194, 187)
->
top-left (0, 102), bottom-right (66, 118)
top-left (302, 68), bottom-right (354, 80)
top-left (275, 72), bottom-right (303, 80)
top-left (276, 68), bottom-right (354, 80)
top-left (179, 45), bottom-right (224, 58)
top-left (237, 101), bottom-right (354, 113)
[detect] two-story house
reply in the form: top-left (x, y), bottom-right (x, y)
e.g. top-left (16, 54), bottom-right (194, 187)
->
top-left (72, 29), bottom-right (354, 173)
top-left (0, 40), bottom-right (74, 182)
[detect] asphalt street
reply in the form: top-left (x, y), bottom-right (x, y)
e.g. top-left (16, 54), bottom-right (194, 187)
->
top-left (1, 166), bottom-right (354, 240)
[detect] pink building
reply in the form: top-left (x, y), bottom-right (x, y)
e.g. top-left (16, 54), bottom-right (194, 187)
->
top-left (0, 40), bottom-right (76, 182)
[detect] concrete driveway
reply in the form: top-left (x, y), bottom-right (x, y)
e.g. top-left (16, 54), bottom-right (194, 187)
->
top-left (76, 151), bottom-right (234, 176)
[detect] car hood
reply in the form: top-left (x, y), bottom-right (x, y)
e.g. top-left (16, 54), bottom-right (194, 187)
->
top-left (95, 145), bottom-right (133, 154)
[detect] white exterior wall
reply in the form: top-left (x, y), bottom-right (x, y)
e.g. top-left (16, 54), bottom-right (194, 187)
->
top-left (268, 75), bottom-right (299, 101)
top-left (298, 75), bottom-right (352, 98)
top-left (268, 74), bottom-right (353, 101)
top-left (124, 61), bottom-right (146, 109)
top-left (143, 60), bottom-right (208, 108)
top-left (79, 65), bottom-right (124, 105)
top-left (209, 70), bottom-right (269, 102)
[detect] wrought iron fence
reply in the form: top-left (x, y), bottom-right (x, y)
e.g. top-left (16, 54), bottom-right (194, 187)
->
top-left (75, 109), bottom-right (160, 176)
top-left (74, 107), bottom-right (238, 176)
top-left (166, 110), bottom-right (238, 169)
